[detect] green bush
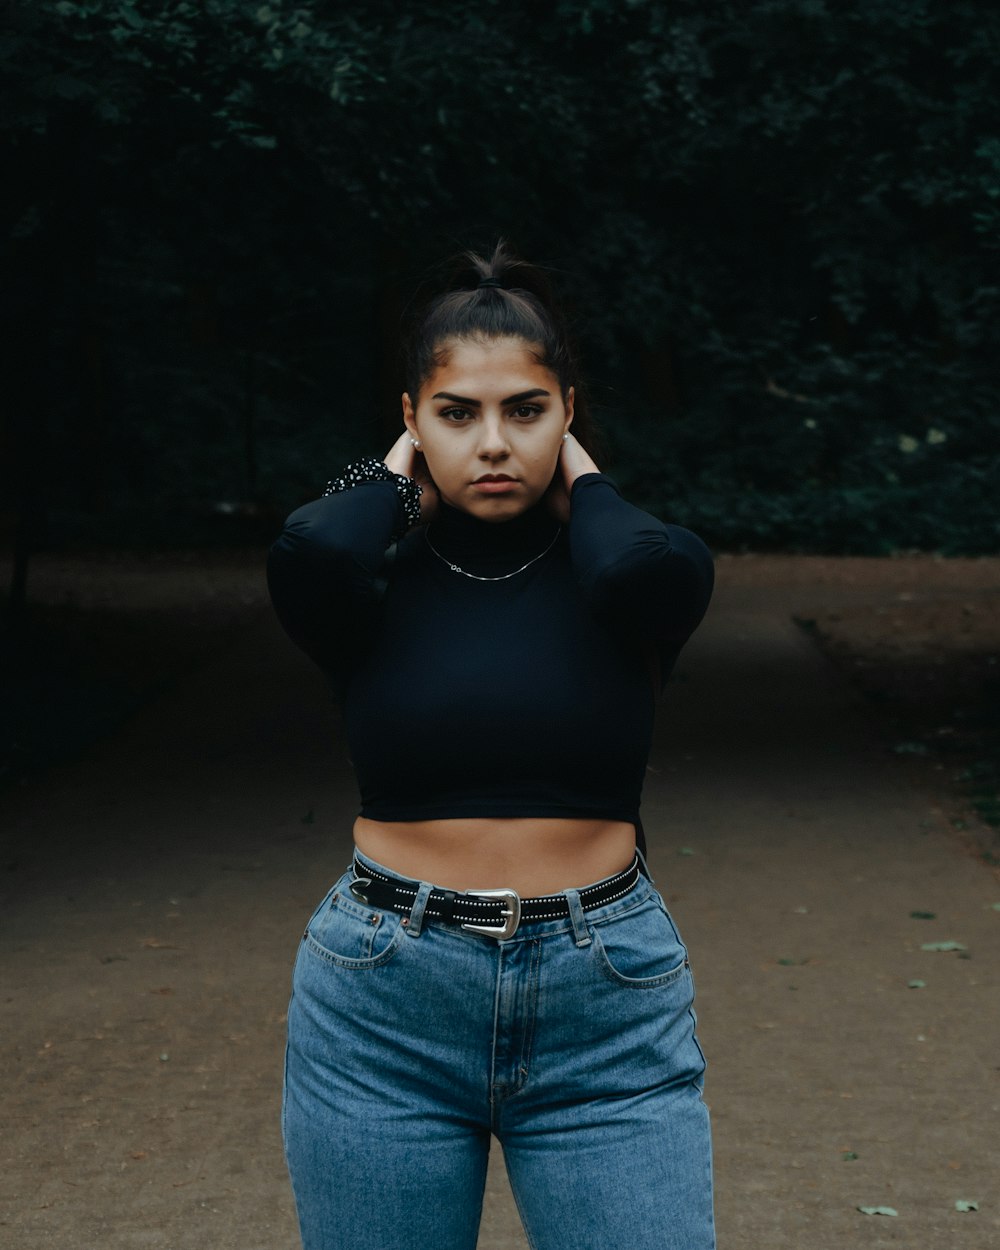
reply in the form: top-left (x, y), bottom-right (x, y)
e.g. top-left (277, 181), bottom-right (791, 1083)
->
top-left (3, 0), bottom-right (998, 552)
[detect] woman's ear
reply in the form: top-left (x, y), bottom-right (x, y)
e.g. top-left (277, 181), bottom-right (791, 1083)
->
top-left (402, 392), bottom-right (417, 437)
top-left (563, 386), bottom-right (575, 432)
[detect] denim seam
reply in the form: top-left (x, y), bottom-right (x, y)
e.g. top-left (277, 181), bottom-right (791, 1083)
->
top-left (304, 929), bottom-right (404, 969)
top-left (515, 939), bottom-right (542, 1092)
top-left (591, 929), bottom-right (691, 989)
top-left (488, 949), bottom-right (504, 1120)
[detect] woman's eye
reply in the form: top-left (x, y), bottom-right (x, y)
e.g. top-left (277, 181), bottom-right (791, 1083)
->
top-left (439, 407), bottom-right (473, 422)
top-left (511, 404), bottom-right (543, 420)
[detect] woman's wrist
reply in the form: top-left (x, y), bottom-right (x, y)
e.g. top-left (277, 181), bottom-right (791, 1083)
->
top-left (546, 432), bottom-right (601, 522)
top-left (322, 458), bottom-right (423, 539)
top-left (560, 431), bottom-right (601, 486)
top-left (384, 430), bottom-right (439, 525)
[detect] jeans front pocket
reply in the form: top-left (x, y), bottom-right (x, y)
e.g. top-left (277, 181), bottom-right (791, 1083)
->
top-left (304, 885), bottom-right (405, 969)
top-left (591, 894), bottom-right (691, 989)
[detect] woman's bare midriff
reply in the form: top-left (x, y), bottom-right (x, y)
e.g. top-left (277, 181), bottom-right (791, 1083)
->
top-left (352, 816), bottom-right (638, 896)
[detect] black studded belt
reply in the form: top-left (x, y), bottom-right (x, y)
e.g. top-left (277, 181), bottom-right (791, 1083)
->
top-left (349, 854), bottom-right (643, 940)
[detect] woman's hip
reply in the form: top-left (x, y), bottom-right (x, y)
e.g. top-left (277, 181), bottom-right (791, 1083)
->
top-left (285, 849), bottom-right (707, 1106)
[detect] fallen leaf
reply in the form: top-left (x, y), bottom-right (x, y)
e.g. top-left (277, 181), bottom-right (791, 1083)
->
top-left (907, 979), bottom-right (927, 989)
top-left (955, 1200), bottom-right (979, 1212)
top-left (920, 941), bottom-right (966, 952)
top-left (910, 911), bottom-right (936, 919)
top-left (857, 1206), bottom-right (898, 1217)
top-left (678, 847), bottom-right (695, 856)
top-left (842, 1151), bottom-right (859, 1161)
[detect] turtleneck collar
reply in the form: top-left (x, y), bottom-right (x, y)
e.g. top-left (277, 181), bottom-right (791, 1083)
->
top-left (425, 499), bottom-right (563, 576)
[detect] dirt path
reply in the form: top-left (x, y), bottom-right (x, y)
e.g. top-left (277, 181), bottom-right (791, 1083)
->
top-left (2, 557), bottom-right (998, 1248)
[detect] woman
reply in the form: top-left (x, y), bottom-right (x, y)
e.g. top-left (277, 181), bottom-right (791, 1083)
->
top-left (267, 243), bottom-right (715, 1250)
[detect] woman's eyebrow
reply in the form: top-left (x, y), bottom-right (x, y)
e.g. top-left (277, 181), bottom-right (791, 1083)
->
top-left (431, 388), bottom-right (552, 406)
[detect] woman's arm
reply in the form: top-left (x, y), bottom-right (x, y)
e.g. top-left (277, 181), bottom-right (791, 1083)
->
top-left (555, 434), bottom-right (714, 668)
top-left (266, 479), bottom-right (402, 675)
top-left (267, 432), bottom-right (439, 676)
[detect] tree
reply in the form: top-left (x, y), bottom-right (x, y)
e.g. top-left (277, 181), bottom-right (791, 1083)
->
top-left (2, 0), bottom-right (998, 579)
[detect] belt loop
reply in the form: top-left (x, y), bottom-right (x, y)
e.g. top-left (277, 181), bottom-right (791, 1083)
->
top-left (405, 880), bottom-right (434, 938)
top-left (564, 888), bottom-right (592, 947)
top-left (635, 846), bottom-right (655, 884)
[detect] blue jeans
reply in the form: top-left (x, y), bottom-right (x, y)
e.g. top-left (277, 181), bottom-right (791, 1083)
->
top-left (283, 850), bottom-right (715, 1250)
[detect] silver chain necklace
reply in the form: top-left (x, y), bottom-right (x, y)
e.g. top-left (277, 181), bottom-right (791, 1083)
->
top-left (423, 525), bottom-right (562, 582)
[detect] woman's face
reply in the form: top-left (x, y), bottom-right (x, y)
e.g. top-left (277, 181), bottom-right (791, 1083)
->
top-left (402, 336), bottom-right (574, 522)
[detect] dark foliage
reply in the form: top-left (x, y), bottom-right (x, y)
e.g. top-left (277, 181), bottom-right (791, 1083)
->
top-left (3, 0), bottom-right (998, 561)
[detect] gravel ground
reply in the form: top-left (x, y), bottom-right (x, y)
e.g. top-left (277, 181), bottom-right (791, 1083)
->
top-left (1, 550), bottom-right (998, 1248)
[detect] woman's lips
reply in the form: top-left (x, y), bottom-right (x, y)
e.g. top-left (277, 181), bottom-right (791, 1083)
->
top-left (471, 476), bottom-right (518, 493)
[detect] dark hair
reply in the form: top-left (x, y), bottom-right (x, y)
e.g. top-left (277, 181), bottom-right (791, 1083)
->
top-left (402, 241), bottom-right (597, 453)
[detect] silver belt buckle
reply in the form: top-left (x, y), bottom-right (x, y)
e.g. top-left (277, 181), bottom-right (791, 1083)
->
top-left (461, 888), bottom-right (521, 940)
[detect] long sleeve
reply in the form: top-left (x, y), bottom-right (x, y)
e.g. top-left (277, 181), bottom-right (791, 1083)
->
top-left (568, 473), bottom-right (713, 682)
top-left (266, 481), bottom-right (403, 679)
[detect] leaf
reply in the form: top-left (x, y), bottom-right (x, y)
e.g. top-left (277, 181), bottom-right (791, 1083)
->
top-left (920, 941), bottom-right (967, 952)
top-left (955, 1200), bottom-right (979, 1212)
top-left (991, 903), bottom-right (1000, 911)
top-left (842, 1151), bottom-right (859, 1161)
top-left (909, 910), bottom-right (936, 919)
top-left (44, 74), bottom-right (95, 101)
top-left (907, 979), bottom-right (926, 989)
top-left (857, 1206), bottom-right (898, 1217)
top-left (678, 847), bottom-right (695, 856)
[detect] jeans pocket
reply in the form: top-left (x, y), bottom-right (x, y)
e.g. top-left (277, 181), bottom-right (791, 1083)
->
top-left (304, 886), bottom-right (405, 969)
top-left (592, 895), bottom-right (691, 989)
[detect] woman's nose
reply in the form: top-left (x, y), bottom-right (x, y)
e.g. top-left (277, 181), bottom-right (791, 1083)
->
top-left (477, 417), bottom-right (510, 458)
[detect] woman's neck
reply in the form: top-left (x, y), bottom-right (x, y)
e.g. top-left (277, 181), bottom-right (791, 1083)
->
top-left (425, 499), bottom-right (561, 575)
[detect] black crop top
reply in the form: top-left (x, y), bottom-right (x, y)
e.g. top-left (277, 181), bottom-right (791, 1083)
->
top-left (267, 473), bottom-right (713, 840)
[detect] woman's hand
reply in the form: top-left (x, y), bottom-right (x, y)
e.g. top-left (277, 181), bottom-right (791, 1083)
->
top-left (383, 430), bottom-right (439, 526)
top-left (545, 432), bottom-right (601, 523)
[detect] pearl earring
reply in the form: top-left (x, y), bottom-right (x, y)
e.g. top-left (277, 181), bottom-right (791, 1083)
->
top-left (410, 437), bottom-right (421, 449)
top-left (562, 433), bottom-right (570, 442)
